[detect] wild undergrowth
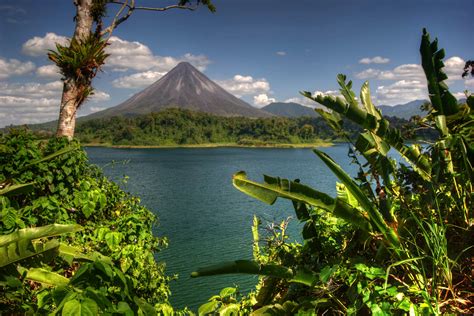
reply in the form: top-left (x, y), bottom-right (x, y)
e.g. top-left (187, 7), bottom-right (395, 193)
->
top-left (0, 129), bottom-right (180, 315)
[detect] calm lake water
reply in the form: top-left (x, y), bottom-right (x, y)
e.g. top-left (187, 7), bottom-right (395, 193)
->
top-left (85, 145), bottom-right (357, 311)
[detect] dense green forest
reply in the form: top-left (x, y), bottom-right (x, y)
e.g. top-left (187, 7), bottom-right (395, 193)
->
top-left (71, 108), bottom-right (418, 146)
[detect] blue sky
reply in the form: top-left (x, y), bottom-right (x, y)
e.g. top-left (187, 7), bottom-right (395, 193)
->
top-left (0, 0), bottom-right (472, 127)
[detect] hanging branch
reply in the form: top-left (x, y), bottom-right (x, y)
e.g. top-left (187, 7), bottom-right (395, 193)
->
top-left (101, 0), bottom-right (211, 38)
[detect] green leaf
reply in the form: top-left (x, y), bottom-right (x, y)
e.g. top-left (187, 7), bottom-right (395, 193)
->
top-left (116, 302), bottom-right (134, 316)
top-left (192, 260), bottom-right (293, 279)
top-left (0, 224), bottom-right (82, 268)
top-left (319, 265), bottom-right (336, 283)
top-left (0, 224), bottom-right (82, 247)
top-left (26, 145), bottom-right (78, 168)
top-left (219, 287), bottom-right (236, 297)
top-left (360, 81), bottom-right (382, 120)
top-left (23, 268), bottom-right (70, 286)
top-left (233, 171), bottom-right (370, 232)
top-left (232, 171), bottom-right (335, 209)
top-left (105, 232), bottom-right (122, 250)
top-left (58, 244), bottom-right (113, 265)
top-left (192, 260), bottom-right (318, 287)
top-left (198, 301), bottom-right (219, 315)
top-left (62, 299), bottom-right (82, 316)
top-left (61, 298), bottom-right (98, 316)
top-left (0, 182), bottom-right (35, 197)
top-left (93, 260), bottom-right (113, 279)
top-left (219, 304), bottom-right (240, 316)
top-left (133, 296), bottom-right (157, 316)
top-left (314, 149), bottom-right (400, 248)
top-left (420, 28), bottom-right (459, 116)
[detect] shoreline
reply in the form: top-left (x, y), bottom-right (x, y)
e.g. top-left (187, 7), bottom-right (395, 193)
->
top-left (83, 141), bottom-right (334, 149)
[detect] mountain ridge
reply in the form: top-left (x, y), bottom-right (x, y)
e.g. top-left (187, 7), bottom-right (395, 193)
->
top-left (262, 102), bottom-right (319, 117)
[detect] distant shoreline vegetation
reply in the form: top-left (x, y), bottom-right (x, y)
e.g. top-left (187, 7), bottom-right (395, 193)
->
top-left (82, 141), bottom-right (334, 149)
top-left (22, 108), bottom-right (427, 147)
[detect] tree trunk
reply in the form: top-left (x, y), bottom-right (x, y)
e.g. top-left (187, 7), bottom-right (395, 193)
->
top-left (56, 0), bottom-right (94, 139)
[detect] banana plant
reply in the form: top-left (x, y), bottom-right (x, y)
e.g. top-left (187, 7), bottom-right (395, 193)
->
top-left (0, 224), bottom-right (82, 268)
top-left (192, 30), bottom-right (472, 314)
top-left (301, 76), bottom-right (431, 181)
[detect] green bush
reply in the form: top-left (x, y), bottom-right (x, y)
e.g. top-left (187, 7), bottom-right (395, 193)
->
top-left (0, 129), bottom-right (175, 314)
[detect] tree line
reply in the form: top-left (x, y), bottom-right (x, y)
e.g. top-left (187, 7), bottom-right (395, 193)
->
top-left (72, 108), bottom-right (421, 146)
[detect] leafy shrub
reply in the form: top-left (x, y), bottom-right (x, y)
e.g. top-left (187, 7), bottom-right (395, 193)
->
top-left (0, 128), bottom-right (175, 314)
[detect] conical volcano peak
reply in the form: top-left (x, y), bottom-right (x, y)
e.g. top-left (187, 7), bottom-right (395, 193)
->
top-left (168, 61), bottom-right (201, 75)
top-left (85, 62), bottom-right (272, 118)
top-left (175, 61), bottom-right (194, 68)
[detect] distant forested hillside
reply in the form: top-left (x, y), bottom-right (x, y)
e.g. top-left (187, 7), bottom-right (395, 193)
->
top-left (69, 108), bottom-right (420, 146)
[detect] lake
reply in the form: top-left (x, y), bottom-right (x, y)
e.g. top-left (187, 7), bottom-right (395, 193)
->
top-left (85, 145), bottom-right (357, 311)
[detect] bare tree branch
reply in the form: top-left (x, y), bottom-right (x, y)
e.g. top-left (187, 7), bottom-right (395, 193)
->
top-left (102, 0), bottom-right (196, 36)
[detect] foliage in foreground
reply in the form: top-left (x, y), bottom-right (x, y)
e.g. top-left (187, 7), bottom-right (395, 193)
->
top-left (193, 29), bottom-right (473, 314)
top-left (0, 130), bottom-right (177, 314)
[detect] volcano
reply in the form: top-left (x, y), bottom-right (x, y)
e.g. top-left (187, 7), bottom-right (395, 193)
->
top-left (88, 62), bottom-right (271, 118)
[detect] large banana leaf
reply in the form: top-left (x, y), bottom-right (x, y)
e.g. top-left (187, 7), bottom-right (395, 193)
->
top-left (314, 149), bottom-right (400, 248)
top-left (17, 267), bottom-right (70, 286)
top-left (25, 145), bottom-right (78, 168)
top-left (232, 172), bottom-right (371, 231)
top-left (191, 260), bottom-right (317, 287)
top-left (233, 171), bottom-right (334, 208)
top-left (58, 244), bottom-right (113, 265)
top-left (0, 182), bottom-right (35, 197)
top-left (420, 28), bottom-right (459, 116)
top-left (0, 224), bottom-right (82, 267)
top-left (301, 79), bottom-right (431, 180)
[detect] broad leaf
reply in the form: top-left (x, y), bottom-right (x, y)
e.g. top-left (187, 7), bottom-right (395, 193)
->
top-left (314, 149), bottom-right (400, 248)
top-left (23, 267), bottom-right (70, 286)
top-left (0, 182), bottom-right (35, 197)
top-left (232, 171), bottom-right (335, 209)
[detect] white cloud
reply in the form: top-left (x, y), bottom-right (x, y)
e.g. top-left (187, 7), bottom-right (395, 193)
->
top-left (285, 97), bottom-right (316, 107)
top-left (359, 56), bottom-right (390, 64)
top-left (112, 71), bottom-right (166, 89)
top-left (253, 94), bottom-right (276, 107)
top-left (0, 81), bottom-right (63, 98)
top-left (444, 56), bottom-right (465, 79)
top-left (22, 32), bottom-right (69, 57)
top-left (357, 56), bottom-right (466, 82)
top-left (453, 92), bottom-right (468, 100)
top-left (0, 80), bottom-right (109, 127)
top-left (89, 90), bottom-right (110, 102)
top-left (355, 68), bottom-right (381, 80)
top-left (356, 63), bottom-right (425, 81)
top-left (89, 106), bottom-right (107, 113)
top-left (217, 75), bottom-right (271, 98)
top-left (313, 90), bottom-right (343, 98)
top-left (375, 80), bottom-right (427, 105)
top-left (276, 51), bottom-right (287, 56)
top-left (106, 36), bottom-right (210, 72)
top-left (465, 78), bottom-right (474, 88)
top-left (36, 64), bottom-right (61, 79)
top-left (0, 58), bottom-right (35, 79)
top-left (378, 64), bottom-right (425, 81)
top-left (285, 90), bottom-right (342, 108)
top-left (0, 94), bottom-right (60, 127)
